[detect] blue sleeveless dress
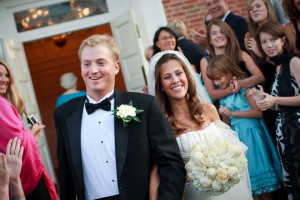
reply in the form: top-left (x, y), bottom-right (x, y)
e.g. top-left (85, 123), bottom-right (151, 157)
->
top-left (220, 88), bottom-right (282, 195)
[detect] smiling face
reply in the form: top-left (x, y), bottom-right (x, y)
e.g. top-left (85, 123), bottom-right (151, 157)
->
top-left (213, 74), bottom-right (231, 89)
top-left (160, 60), bottom-right (188, 101)
top-left (249, 0), bottom-right (269, 26)
top-left (259, 32), bottom-right (285, 57)
top-left (0, 64), bottom-right (10, 96)
top-left (155, 30), bottom-right (177, 51)
top-left (209, 24), bottom-right (228, 49)
top-left (205, 0), bottom-right (228, 19)
top-left (80, 44), bottom-right (119, 101)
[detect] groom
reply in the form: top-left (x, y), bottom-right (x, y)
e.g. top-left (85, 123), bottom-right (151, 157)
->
top-left (54, 34), bottom-right (186, 200)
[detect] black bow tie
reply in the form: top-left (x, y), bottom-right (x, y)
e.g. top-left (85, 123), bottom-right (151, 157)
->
top-left (85, 93), bottom-right (114, 114)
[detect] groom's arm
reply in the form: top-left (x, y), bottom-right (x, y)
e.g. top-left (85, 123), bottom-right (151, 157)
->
top-left (147, 98), bottom-right (186, 200)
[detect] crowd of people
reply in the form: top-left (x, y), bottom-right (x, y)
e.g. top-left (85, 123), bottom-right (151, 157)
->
top-left (145, 0), bottom-right (299, 199)
top-left (0, 0), bottom-right (299, 200)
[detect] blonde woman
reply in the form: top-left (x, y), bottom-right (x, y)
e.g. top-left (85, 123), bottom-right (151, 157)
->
top-left (0, 60), bottom-right (57, 200)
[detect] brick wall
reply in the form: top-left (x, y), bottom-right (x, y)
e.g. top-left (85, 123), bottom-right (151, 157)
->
top-left (162, 0), bottom-right (249, 38)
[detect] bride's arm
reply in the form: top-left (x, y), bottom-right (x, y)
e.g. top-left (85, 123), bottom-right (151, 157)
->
top-left (149, 165), bottom-right (159, 200)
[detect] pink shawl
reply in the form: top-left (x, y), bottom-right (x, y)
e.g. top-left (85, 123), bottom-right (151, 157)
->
top-left (0, 96), bottom-right (58, 200)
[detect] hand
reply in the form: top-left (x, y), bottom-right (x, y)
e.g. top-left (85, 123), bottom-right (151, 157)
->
top-left (192, 28), bottom-right (207, 47)
top-left (30, 122), bottom-right (45, 142)
top-left (142, 85), bottom-right (149, 94)
top-left (230, 76), bottom-right (240, 94)
top-left (256, 93), bottom-right (277, 111)
top-left (245, 36), bottom-right (262, 57)
top-left (177, 46), bottom-right (184, 54)
top-left (248, 85), bottom-right (265, 101)
top-left (0, 154), bottom-right (9, 188)
top-left (244, 32), bottom-right (251, 49)
top-left (5, 138), bottom-right (24, 182)
top-left (219, 105), bottom-right (232, 117)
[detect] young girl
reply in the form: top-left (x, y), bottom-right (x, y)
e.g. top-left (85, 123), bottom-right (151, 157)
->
top-left (245, 0), bottom-right (280, 147)
top-left (245, 0), bottom-right (278, 58)
top-left (206, 54), bottom-right (282, 200)
top-left (253, 21), bottom-right (300, 199)
top-left (200, 19), bottom-right (264, 102)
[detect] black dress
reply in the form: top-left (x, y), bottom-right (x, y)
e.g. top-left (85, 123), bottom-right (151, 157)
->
top-left (270, 53), bottom-right (300, 200)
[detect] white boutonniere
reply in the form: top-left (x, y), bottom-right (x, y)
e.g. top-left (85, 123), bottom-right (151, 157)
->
top-left (112, 101), bottom-right (144, 126)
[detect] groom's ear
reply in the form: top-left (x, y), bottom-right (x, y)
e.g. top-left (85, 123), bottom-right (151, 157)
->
top-left (114, 60), bottom-right (120, 75)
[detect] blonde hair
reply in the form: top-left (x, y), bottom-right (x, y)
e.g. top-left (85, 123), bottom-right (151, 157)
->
top-left (78, 34), bottom-right (120, 61)
top-left (247, 0), bottom-right (278, 35)
top-left (0, 60), bottom-right (26, 115)
top-left (168, 19), bottom-right (189, 38)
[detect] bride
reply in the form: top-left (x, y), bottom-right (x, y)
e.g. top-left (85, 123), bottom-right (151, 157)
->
top-left (148, 50), bottom-right (253, 200)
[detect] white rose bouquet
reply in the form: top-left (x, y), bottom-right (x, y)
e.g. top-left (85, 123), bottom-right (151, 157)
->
top-left (185, 136), bottom-right (247, 196)
top-left (112, 101), bottom-right (144, 126)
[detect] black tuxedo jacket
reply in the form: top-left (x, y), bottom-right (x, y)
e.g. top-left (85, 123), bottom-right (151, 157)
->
top-left (177, 37), bottom-right (206, 74)
top-left (225, 12), bottom-right (249, 51)
top-left (54, 90), bottom-right (186, 200)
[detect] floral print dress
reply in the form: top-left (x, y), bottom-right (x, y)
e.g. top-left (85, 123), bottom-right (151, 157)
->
top-left (270, 53), bottom-right (300, 200)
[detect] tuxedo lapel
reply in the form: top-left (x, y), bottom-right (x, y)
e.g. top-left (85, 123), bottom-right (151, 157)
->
top-left (114, 90), bottom-right (129, 178)
top-left (224, 12), bottom-right (233, 24)
top-left (66, 97), bottom-right (85, 188)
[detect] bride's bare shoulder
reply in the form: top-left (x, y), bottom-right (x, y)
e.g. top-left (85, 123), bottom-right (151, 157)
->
top-left (202, 103), bottom-right (220, 121)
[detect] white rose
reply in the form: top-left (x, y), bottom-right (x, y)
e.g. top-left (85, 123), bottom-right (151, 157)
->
top-left (206, 168), bottom-right (216, 179)
top-left (117, 105), bottom-right (136, 118)
top-left (216, 168), bottom-right (229, 183)
top-left (204, 157), bottom-right (215, 168)
top-left (227, 167), bottom-right (239, 179)
top-left (200, 176), bottom-right (212, 188)
top-left (191, 151), bottom-right (205, 165)
top-left (192, 144), bottom-right (203, 152)
top-left (212, 180), bottom-right (222, 191)
top-left (220, 161), bottom-right (228, 169)
top-left (230, 146), bottom-right (243, 158)
top-left (185, 162), bottom-right (197, 173)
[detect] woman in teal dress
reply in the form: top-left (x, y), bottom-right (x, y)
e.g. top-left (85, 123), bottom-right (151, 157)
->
top-left (207, 54), bottom-right (282, 199)
top-left (56, 72), bottom-right (85, 107)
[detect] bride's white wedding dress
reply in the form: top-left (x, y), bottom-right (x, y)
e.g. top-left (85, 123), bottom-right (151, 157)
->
top-left (176, 120), bottom-right (253, 200)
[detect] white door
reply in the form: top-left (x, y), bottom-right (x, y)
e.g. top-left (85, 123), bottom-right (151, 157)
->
top-left (111, 10), bottom-right (148, 92)
top-left (0, 38), bottom-right (57, 184)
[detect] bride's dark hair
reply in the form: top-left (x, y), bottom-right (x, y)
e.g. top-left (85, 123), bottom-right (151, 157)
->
top-left (154, 54), bottom-right (204, 134)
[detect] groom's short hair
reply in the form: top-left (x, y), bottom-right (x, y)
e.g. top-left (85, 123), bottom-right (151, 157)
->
top-left (78, 34), bottom-right (120, 61)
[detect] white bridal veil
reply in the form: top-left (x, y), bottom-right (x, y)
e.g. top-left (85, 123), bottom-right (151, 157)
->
top-left (147, 50), bottom-right (211, 103)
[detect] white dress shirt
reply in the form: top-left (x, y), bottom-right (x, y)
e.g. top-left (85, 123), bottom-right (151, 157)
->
top-left (81, 90), bottom-right (119, 200)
